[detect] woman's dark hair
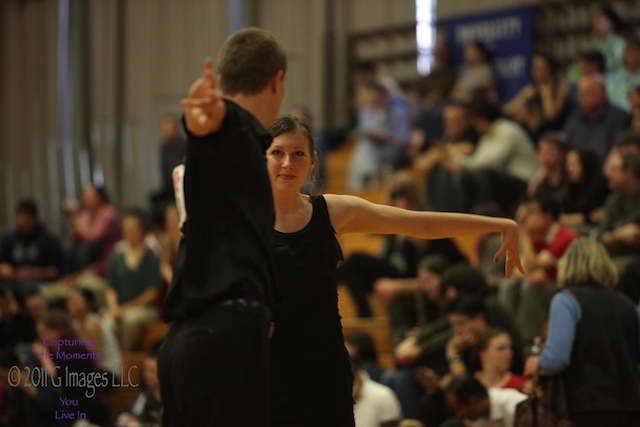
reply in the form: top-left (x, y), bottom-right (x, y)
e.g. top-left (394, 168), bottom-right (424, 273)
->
top-left (74, 287), bottom-right (98, 313)
top-left (446, 295), bottom-right (487, 318)
top-left (40, 309), bottom-right (79, 341)
top-left (122, 207), bottom-right (152, 233)
top-left (93, 185), bottom-right (109, 204)
top-left (533, 52), bottom-right (559, 79)
top-left (598, 6), bottom-right (622, 33)
top-left (468, 40), bottom-right (493, 64)
top-left (467, 98), bottom-right (501, 123)
top-left (441, 264), bottom-right (489, 297)
top-left (445, 374), bottom-right (488, 404)
top-left (564, 147), bottom-right (605, 212)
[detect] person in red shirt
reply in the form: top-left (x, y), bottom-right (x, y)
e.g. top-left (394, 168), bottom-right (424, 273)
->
top-left (499, 193), bottom-right (579, 354)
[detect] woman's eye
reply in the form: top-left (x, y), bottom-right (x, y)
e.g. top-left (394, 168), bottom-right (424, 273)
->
top-left (296, 151), bottom-right (305, 156)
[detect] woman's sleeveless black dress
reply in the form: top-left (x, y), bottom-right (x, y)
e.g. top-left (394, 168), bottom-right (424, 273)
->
top-left (271, 196), bottom-right (355, 427)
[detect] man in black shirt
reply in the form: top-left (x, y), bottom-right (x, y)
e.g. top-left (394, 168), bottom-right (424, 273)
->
top-left (158, 27), bottom-right (287, 426)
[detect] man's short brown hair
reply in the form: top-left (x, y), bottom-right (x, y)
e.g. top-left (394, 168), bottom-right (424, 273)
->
top-left (217, 27), bottom-right (287, 95)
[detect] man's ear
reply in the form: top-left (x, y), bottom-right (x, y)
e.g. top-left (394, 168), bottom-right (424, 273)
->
top-left (270, 70), bottom-right (285, 94)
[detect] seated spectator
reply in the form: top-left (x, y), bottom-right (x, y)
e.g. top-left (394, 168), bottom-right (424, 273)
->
top-left (0, 199), bottom-right (63, 296)
top-left (566, 7), bottom-right (626, 82)
top-left (563, 74), bottom-right (629, 164)
top-left (499, 193), bottom-right (579, 352)
top-left (445, 98), bottom-right (538, 213)
top-left (451, 41), bottom-right (497, 103)
top-left (385, 255), bottom-right (449, 344)
top-left (347, 81), bottom-right (409, 191)
top-left (524, 238), bottom-right (640, 427)
top-left (1, 309), bottom-right (110, 426)
top-left (504, 53), bottom-right (570, 140)
top-left (337, 171), bottom-right (465, 317)
top-left (67, 287), bottom-right (123, 376)
top-left (606, 38), bottom-right (640, 113)
top-left (105, 209), bottom-right (161, 351)
top-left (413, 102), bottom-right (478, 213)
top-left (352, 360), bottom-right (402, 427)
top-left (526, 132), bottom-right (569, 199)
top-left (560, 148), bottom-right (610, 230)
top-left (592, 150), bottom-right (640, 268)
top-left (0, 284), bottom-right (37, 349)
top-left (617, 256), bottom-right (640, 305)
top-left (443, 375), bottom-right (526, 427)
top-left (383, 278), bottom-right (521, 420)
top-left (116, 341), bottom-right (163, 427)
top-left (474, 328), bottom-right (526, 391)
top-left (150, 113), bottom-right (186, 228)
top-left (345, 330), bottom-right (385, 383)
top-left (64, 184), bottom-right (122, 277)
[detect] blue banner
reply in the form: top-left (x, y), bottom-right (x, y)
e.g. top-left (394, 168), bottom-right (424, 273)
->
top-left (446, 5), bottom-right (534, 102)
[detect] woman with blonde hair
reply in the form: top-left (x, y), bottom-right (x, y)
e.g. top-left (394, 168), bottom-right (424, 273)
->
top-left (524, 238), bottom-right (640, 427)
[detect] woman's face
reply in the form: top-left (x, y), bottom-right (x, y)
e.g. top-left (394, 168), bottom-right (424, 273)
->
top-left (531, 55), bottom-right (551, 83)
top-left (267, 131), bottom-right (315, 193)
top-left (464, 44), bottom-right (483, 65)
top-left (481, 333), bottom-right (513, 373)
top-left (593, 12), bottom-right (613, 36)
top-left (566, 150), bottom-right (583, 183)
top-left (82, 186), bottom-right (102, 211)
top-left (122, 216), bottom-right (146, 245)
top-left (418, 269), bottom-right (441, 301)
top-left (66, 290), bottom-right (88, 318)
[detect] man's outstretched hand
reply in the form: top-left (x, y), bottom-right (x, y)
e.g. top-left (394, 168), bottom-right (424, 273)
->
top-left (182, 58), bottom-right (226, 136)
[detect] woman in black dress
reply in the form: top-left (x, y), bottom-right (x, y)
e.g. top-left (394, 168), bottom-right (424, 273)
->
top-left (266, 115), bottom-right (524, 427)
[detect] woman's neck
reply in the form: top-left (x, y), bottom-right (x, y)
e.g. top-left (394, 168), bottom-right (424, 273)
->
top-left (477, 368), bottom-right (510, 387)
top-left (273, 190), bottom-right (304, 216)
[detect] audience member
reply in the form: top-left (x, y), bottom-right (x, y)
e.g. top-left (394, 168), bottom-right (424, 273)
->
top-left (352, 360), bottom-right (403, 427)
top-left (345, 330), bottom-right (385, 383)
top-left (445, 98), bottom-right (537, 213)
top-left (0, 284), bottom-right (36, 349)
top-left (64, 184), bottom-right (122, 277)
top-left (414, 102), bottom-right (478, 213)
top-left (66, 287), bottom-right (123, 376)
top-left (559, 148), bottom-right (610, 230)
top-left (504, 53), bottom-right (570, 140)
top-left (524, 239), bottom-right (640, 427)
top-left (526, 132), bottom-right (569, 199)
top-left (499, 193), bottom-right (579, 352)
top-left (451, 41), bottom-right (497, 103)
top-left (0, 199), bottom-right (63, 296)
top-left (117, 341), bottom-right (163, 427)
top-left (562, 74), bottom-right (629, 163)
top-left (1, 309), bottom-right (110, 426)
top-left (592, 150), bottom-right (640, 268)
top-left (416, 41), bottom-right (457, 107)
top-left (474, 328), bottom-right (526, 391)
top-left (150, 113), bottom-right (186, 227)
top-left (105, 209), bottom-right (161, 351)
top-left (443, 375), bottom-right (526, 427)
top-left (606, 38), bottom-right (640, 112)
top-left (585, 6), bottom-right (627, 74)
top-left (347, 81), bottom-right (410, 191)
top-left (385, 255), bottom-right (449, 344)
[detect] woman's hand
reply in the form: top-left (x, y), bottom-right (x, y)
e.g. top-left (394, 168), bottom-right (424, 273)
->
top-left (494, 222), bottom-right (525, 278)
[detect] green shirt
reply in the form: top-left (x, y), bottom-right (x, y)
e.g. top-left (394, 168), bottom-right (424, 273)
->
top-left (107, 249), bottom-right (160, 304)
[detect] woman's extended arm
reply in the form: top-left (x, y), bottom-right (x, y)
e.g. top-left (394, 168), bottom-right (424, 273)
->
top-left (324, 194), bottom-right (524, 277)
